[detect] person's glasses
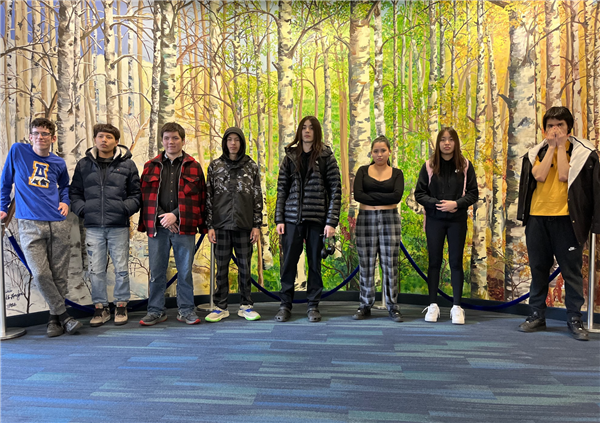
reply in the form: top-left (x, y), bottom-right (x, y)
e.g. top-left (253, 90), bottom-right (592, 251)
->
top-left (31, 131), bottom-right (52, 138)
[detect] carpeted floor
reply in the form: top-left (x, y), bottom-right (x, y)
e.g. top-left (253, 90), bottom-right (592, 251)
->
top-left (1, 302), bottom-right (599, 423)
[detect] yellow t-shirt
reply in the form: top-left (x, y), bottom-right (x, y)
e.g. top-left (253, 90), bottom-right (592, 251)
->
top-left (530, 141), bottom-right (570, 216)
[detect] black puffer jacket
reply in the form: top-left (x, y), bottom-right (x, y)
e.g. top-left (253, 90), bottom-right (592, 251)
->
top-left (275, 145), bottom-right (342, 227)
top-left (206, 127), bottom-right (262, 231)
top-left (70, 145), bottom-right (141, 227)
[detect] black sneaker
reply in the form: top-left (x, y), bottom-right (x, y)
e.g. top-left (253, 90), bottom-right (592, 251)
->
top-left (389, 309), bottom-right (403, 322)
top-left (567, 317), bottom-right (589, 341)
top-left (518, 312), bottom-right (546, 332)
top-left (274, 307), bottom-right (291, 322)
top-left (47, 319), bottom-right (63, 337)
top-left (307, 308), bottom-right (321, 322)
top-left (352, 307), bottom-right (371, 320)
top-left (62, 317), bottom-right (82, 335)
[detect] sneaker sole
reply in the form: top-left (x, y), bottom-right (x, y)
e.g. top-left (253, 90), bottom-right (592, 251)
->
top-left (518, 324), bottom-right (547, 333)
top-left (90, 316), bottom-right (111, 327)
top-left (238, 311), bottom-right (261, 321)
top-left (114, 318), bottom-right (128, 326)
top-left (140, 315), bottom-right (168, 326)
top-left (205, 314), bottom-right (229, 323)
top-left (452, 320), bottom-right (465, 325)
top-left (177, 316), bottom-right (201, 325)
top-left (424, 317), bottom-right (439, 323)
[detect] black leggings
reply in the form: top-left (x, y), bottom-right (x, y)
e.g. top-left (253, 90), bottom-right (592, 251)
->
top-left (425, 217), bottom-right (467, 305)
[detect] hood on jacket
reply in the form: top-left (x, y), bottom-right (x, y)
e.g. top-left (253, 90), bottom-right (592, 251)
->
top-left (86, 144), bottom-right (132, 161)
top-left (222, 127), bottom-right (246, 162)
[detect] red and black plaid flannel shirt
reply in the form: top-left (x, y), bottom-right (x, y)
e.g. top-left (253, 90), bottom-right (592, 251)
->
top-left (137, 151), bottom-right (207, 237)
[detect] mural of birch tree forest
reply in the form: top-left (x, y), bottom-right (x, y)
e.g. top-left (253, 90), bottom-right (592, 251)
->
top-left (1, 0), bottom-right (599, 316)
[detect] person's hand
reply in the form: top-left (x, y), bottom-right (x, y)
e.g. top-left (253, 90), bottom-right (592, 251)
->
top-left (58, 202), bottom-right (69, 216)
top-left (553, 126), bottom-right (568, 148)
top-left (250, 228), bottom-right (260, 244)
top-left (208, 228), bottom-right (216, 244)
top-left (324, 225), bottom-right (335, 238)
top-left (277, 223), bottom-right (285, 235)
top-left (159, 213), bottom-right (178, 231)
top-left (436, 200), bottom-right (458, 213)
top-left (0, 211), bottom-right (6, 222)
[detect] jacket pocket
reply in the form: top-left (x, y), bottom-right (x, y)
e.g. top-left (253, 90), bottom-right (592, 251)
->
top-left (182, 175), bottom-right (200, 195)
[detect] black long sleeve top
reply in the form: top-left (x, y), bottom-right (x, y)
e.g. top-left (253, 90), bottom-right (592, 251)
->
top-left (414, 157), bottom-right (478, 221)
top-left (353, 165), bottom-right (404, 206)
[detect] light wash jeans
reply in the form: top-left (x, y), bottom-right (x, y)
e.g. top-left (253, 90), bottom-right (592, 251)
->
top-left (86, 227), bottom-right (131, 306)
top-left (147, 227), bottom-right (196, 315)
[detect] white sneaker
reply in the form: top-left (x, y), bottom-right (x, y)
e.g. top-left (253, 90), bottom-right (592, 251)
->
top-left (423, 303), bottom-right (440, 322)
top-left (451, 305), bottom-right (465, 325)
top-left (205, 307), bottom-right (230, 323)
top-left (238, 305), bottom-right (261, 321)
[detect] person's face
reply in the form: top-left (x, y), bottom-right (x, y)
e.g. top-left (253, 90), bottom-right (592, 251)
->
top-left (302, 121), bottom-right (314, 143)
top-left (29, 126), bottom-right (56, 152)
top-left (94, 132), bottom-right (118, 155)
top-left (162, 131), bottom-right (185, 156)
top-left (544, 118), bottom-right (569, 137)
top-left (371, 142), bottom-right (390, 165)
top-left (227, 133), bottom-right (241, 156)
top-left (439, 131), bottom-right (455, 155)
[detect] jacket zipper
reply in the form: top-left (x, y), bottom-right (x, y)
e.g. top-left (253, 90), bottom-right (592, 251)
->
top-left (155, 160), bottom-right (163, 237)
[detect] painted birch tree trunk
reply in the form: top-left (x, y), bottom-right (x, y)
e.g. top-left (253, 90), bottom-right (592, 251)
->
top-left (57, 0), bottom-right (77, 175)
top-left (15, 2), bottom-right (28, 144)
top-left (266, 8), bottom-right (274, 172)
top-left (451, 0), bottom-right (457, 122)
top-left (395, 0), bottom-right (401, 165)
top-left (505, 7), bottom-right (537, 300)
top-left (470, 0), bottom-right (488, 300)
top-left (73, 0), bottom-right (86, 159)
top-left (545, 0), bottom-right (561, 108)
top-left (427, 0), bottom-right (438, 154)
top-left (438, 1), bottom-right (445, 121)
top-left (158, 1), bottom-right (178, 135)
top-left (126, 0), bottom-right (135, 119)
top-left (321, 35), bottom-right (333, 148)
top-left (4, 0), bottom-right (16, 147)
top-left (276, 0), bottom-right (294, 164)
top-left (571, 1), bottom-right (584, 136)
top-left (373, 1), bottom-right (385, 137)
top-left (103, 0), bottom-right (118, 126)
top-left (465, 1), bottom-right (472, 123)
top-left (534, 24), bottom-right (543, 144)
top-left (209, 0), bottom-right (223, 159)
top-left (348, 1), bottom-right (371, 219)
top-left (148, 7), bottom-right (161, 158)
top-left (584, 0), bottom-right (595, 140)
top-left (487, 28), bottom-right (505, 300)
top-left (335, 46), bottom-right (350, 204)
top-left (233, 8), bottom-right (242, 127)
top-left (30, 1), bottom-right (42, 117)
top-left (137, 1), bottom-right (146, 135)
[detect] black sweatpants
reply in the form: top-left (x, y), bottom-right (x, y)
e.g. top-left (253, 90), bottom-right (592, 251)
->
top-left (425, 217), bottom-right (468, 305)
top-left (525, 215), bottom-right (584, 319)
top-left (279, 222), bottom-right (324, 310)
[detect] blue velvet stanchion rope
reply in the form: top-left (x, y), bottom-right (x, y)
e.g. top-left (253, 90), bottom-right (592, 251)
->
top-left (7, 228), bottom-right (560, 313)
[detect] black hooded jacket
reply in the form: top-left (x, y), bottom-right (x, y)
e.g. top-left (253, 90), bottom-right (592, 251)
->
top-left (70, 144), bottom-right (141, 227)
top-left (206, 127), bottom-right (263, 231)
top-left (275, 144), bottom-right (342, 227)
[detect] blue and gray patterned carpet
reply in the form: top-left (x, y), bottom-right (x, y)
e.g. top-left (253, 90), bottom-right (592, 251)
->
top-left (1, 302), bottom-right (599, 423)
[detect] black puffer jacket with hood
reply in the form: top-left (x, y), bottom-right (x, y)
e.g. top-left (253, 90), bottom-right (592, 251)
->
top-left (275, 145), bottom-right (342, 227)
top-left (70, 144), bottom-right (141, 227)
top-left (206, 127), bottom-right (263, 231)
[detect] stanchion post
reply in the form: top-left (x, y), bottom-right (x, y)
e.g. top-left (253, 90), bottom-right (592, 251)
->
top-left (587, 232), bottom-right (598, 332)
top-left (197, 241), bottom-right (215, 312)
top-left (0, 222), bottom-right (26, 340)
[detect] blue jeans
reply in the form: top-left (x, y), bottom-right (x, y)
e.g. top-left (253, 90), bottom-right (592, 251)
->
top-left (147, 227), bottom-right (196, 315)
top-left (86, 227), bottom-right (131, 306)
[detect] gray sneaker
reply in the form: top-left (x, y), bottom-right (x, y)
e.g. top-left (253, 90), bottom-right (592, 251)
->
top-left (177, 311), bottom-right (201, 325)
top-left (47, 319), bottom-right (64, 337)
top-left (62, 317), bottom-right (82, 335)
top-left (140, 312), bottom-right (168, 326)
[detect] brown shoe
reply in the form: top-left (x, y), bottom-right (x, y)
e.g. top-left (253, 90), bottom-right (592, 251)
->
top-left (90, 304), bottom-right (110, 327)
top-left (114, 302), bottom-right (128, 325)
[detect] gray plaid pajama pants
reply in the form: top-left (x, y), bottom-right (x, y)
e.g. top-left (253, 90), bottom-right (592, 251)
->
top-left (355, 209), bottom-right (401, 311)
top-left (213, 229), bottom-right (253, 309)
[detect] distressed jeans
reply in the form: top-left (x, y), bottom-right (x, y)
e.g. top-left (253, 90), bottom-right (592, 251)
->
top-left (86, 227), bottom-right (131, 306)
top-left (147, 227), bottom-right (196, 315)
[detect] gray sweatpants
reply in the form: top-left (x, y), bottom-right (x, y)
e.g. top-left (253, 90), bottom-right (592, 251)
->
top-left (18, 219), bottom-right (71, 315)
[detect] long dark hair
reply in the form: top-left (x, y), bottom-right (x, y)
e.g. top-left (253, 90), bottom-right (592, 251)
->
top-left (288, 116), bottom-right (323, 173)
top-left (430, 127), bottom-right (466, 174)
top-left (370, 135), bottom-right (392, 166)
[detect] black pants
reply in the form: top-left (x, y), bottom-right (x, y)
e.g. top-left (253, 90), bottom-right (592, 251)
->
top-left (279, 222), bottom-right (324, 310)
top-left (425, 217), bottom-right (467, 305)
top-left (525, 215), bottom-right (584, 319)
